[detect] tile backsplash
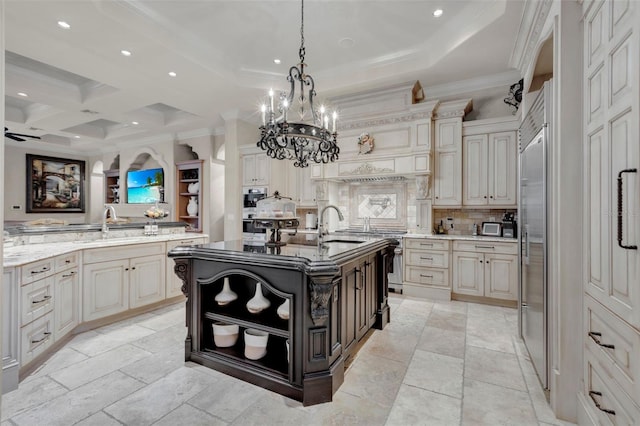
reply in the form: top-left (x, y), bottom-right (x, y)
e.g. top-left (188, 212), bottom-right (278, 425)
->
top-left (433, 208), bottom-right (517, 235)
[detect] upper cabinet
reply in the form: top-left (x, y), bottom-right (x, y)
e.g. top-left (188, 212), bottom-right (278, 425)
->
top-left (176, 160), bottom-right (203, 232)
top-left (433, 117), bottom-right (463, 206)
top-left (463, 131), bottom-right (517, 207)
top-left (243, 154), bottom-right (270, 187)
top-left (286, 165), bottom-right (316, 207)
top-left (462, 118), bottom-right (518, 208)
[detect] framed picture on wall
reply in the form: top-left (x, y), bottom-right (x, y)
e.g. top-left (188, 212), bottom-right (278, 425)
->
top-left (26, 154), bottom-right (86, 213)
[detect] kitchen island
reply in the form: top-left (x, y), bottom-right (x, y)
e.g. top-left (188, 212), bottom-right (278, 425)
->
top-left (168, 235), bottom-right (397, 406)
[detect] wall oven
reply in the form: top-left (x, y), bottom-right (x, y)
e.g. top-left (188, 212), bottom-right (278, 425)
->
top-left (243, 187), bottom-right (268, 209)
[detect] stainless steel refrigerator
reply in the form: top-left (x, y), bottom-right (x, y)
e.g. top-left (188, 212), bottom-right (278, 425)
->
top-left (518, 82), bottom-right (551, 391)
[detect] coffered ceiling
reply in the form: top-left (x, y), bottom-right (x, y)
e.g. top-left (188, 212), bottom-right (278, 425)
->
top-left (3, 0), bottom-right (525, 153)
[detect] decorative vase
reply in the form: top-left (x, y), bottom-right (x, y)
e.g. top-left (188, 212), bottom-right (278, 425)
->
top-left (212, 322), bottom-right (239, 347)
top-left (277, 299), bottom-right (290, 320)
top-left (215, 277), bottom-right (237, 306)
top-left (188, 181), bottom-right (199, 194)
top-left (187, 196), bottom-right (198, 216)
top-left (244, 329), bottom-right (269, 360)
top-left (246, 282), bottom-right (271, 314)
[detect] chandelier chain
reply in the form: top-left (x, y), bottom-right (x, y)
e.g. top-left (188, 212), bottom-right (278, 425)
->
top-left (299, 0), bottom-right (305, 64)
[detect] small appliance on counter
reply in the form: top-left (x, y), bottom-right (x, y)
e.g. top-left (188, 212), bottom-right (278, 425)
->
top-left (501, 212), bottom-right (517, 238)
top-left (481, 222), bottom-right (502, 237)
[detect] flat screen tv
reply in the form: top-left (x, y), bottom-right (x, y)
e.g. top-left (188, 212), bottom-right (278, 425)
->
top-left (126, 168), bottom-right (164, 204)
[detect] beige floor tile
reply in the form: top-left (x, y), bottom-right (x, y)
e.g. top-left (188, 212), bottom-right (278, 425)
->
top-left (464, 345), bottom-right (527, 391)
top-left (68, 323), bottom-right (156, 357)
top-left (119, 346), bottom-right (185, 384)
top-left (228, 391), bottom-right (315, 425)
top-left (426, 309), bottom-right (467, 332)
top-left (104, 366), bottom-right (218, 425)
top-left (1, 376), bottom-right (68, 421)
top-left (416, 326), bottom-right (465, 359)
top-left (433, 300), bottom-right (468, 314)
top-left (49, 343), bottom-right (151, 390)
top-left (385, 384), bottom-right (461, 426)
top-left (130, 323), bottom-right (186, 353)
top-left (187, 373), bottom-right (271, 423)
top-left (155, 403), bottom-right (227, 426)
top-left (135, 308), bottom-right (185, 331)
top-left (466, 326), bottom-right (517, 354)
top-left (21, 346), bottom-right (88, 382)
top-left (10, 371), bottom-right (144, 426)
top-left (302, 389), bottom-right (391, 425)
top-left (461, 379), bottom-right (538, 426)
top-left (362, 329), bottom-right (419, 364)
top-left (338, 351), bottom-right (407, 407)
top-left (74, 410), bottom-right (123, 426)
top-left (403, 349), bottom-right (464, 399)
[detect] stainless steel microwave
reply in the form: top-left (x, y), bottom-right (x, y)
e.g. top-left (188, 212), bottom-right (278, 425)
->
top-left (243, 187), bottom-right (267, 208)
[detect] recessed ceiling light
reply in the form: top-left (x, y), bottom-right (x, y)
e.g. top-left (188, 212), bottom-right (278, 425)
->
top-left (168, 71), bottom-right (177, 77)
top-left (121, 50), bottom-right (132, 57)
top-left (17, 92), bottom-right (28, 97)
top-left (433, 9), bottom-right (443, 17)
top-left (132, 121), bottom-right (139, 125)
top-left (57, 21), bottom-right (71, 29)
top-left (74, 135), bottom-right (80, 139)
top-left (273, 59), bottom-right (281, 64)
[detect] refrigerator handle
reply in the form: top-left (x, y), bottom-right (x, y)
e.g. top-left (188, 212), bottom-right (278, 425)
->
top-left (617, 168), bottom-right (638, 250)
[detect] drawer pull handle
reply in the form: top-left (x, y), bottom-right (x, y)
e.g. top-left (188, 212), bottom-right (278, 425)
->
top-left (588, 391), bottom-right (616, 416)
top-left (475, 245), bottom-right (495, 249)
top-left (32, 295), bottom-right (52, 304)
top-left (31, 267), bottom-right (50, 274)
top-left (62, 272), bottom-right (76, 277)
top-left (31, 332), bottom-right (52, 344)
top-left (65, 259), bottom-right (71, 264)
top-left (420, 257), bottom-right (433, 261)
top-left (588, 332), bottom-right (615, 350)
top-left (420, 274), bottom-right (433, 278)
top-left (420, 243), bottom-right (433, 246)
top-left (617, 168), bottom-right (638, 250)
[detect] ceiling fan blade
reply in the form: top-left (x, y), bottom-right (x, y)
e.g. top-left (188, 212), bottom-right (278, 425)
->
top-left (7, 132), bottom-right (41, 139)
top-left (5, 134), bottom-right (26, 142)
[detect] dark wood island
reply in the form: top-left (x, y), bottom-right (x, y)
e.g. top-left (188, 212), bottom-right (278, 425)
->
top-left (168, 235), bottom-right (397, 406)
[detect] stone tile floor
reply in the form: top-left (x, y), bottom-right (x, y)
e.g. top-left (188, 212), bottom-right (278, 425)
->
top-left (1, 294), bottom-right (576, 425)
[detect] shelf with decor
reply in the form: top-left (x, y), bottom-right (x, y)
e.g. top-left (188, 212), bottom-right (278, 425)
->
top-left (175, 160), bottom-right (203, 232)
top-left (104, 169), bottom-right (120, 204)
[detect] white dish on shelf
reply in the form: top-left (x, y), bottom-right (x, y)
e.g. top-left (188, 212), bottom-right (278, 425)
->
top-left (244, 329), bottom-right (268, 360)
top-left (212, 322), bottom-right (239, 347)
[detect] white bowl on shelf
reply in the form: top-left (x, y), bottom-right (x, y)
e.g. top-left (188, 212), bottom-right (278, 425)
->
top-left (244, 329), bottom-right (269, 360)
top-left (212, 323), bottom-right (239, 348)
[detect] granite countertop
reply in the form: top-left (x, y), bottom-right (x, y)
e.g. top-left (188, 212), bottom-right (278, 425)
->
top-left (404, 233), bottom-right (517, 243)
top-left (3, 233), bottom-right (208, 268)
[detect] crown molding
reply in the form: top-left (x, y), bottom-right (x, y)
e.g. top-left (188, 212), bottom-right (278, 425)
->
top-left (509, 0), bottom-right (553, 73)
top-left (434, 99), bottom-right (473, 119)
top-left (425, 70), bottom-right (522, 99)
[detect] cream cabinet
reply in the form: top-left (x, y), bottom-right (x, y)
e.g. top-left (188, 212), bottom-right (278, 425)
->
top-left (53, 266), bottom-right (79, 340)
top-left (165, 236), bottom-right (208, 298)
top-left (287, 164), bottom-right (316, 207)
top-left (452, 240), bottom-right (517, 302)
top-left (83, 242), bottom-right (166, 322)
top-left (581, 0), bottom-right (640, 420)
top-left (243, 154), bottom-right (270, 186)
top-left (433, 118), bottom-right (462, 206)
top-left (463, 131), bottom-right (517, 206)
top-left (2, 268), bottom-right (19, 393)
top-left (403, 237), bottom-right (451, 300)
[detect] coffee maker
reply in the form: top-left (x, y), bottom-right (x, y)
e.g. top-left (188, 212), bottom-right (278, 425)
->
top-left (502, 212), bottom-right (517, 238)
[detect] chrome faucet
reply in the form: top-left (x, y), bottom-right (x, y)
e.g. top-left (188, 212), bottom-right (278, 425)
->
top-left (102, 204), bottom-right (117, 238)
top-left (318, 205), bottom-right (344, 245)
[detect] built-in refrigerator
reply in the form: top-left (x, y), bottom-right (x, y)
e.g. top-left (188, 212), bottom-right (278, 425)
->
top-left (518, 81), bottom-right (551, 391)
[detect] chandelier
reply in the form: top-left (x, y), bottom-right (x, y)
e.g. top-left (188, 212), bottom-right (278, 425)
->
top-left (257, 0), bottom-right (339, 168)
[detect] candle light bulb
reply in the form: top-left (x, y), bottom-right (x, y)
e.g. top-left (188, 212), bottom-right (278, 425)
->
top-left (332, 111), bottom-right (337, 132)
top-left (261, 104), bottom-right (266, 126)
top-left (269, 89), bottom-right (274, 112)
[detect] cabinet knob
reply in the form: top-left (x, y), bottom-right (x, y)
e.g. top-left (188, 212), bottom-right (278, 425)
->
top-left (435, 196), bottom-right (439, 199)
top-left (479, 260), bottom-right (483, 263)
top-left (490, 196), bottom-right (493, 199)
top-left (484, 196), bottom-right (487, 199)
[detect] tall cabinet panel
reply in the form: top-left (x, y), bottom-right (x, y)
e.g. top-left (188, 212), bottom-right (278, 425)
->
top-left (581, 0), bottom-right (640, 421)
top-left (434, 118), bottom-right (462, 205)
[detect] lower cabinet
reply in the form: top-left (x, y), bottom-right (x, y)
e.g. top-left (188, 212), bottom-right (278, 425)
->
top-left (452, 241), bottom-right (517, 302)
top-left (403, 237), bottom-right (452, 300)
top-left (53, 266), bottom-right (79, 340)
top-left (83, 242), bottom-right (166, 322)
top-left (165, 236), bottom-right (208, 298)
top-left (2, 268), bottom-right (19, 393)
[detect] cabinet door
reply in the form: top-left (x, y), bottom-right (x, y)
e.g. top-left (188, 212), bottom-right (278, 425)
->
top-left (484, 254), bottom-right (517, 300)
top-left (355, 258), bottom-right (368, 341)
top-left (255, 155), bottom-right (271, 186)
top-left (242, 155), bottom-right (256, 185)
top-left (54, 268), bottom-right (79, 340)
top-left (341, 260), bottom-right (358, 354)
top-left (452, 252), bottom-right (483, 296)
top-left (488, 131), bottom-right (517, 205)
top-left (3, 269), bottom-right (19, 393)
top-left (83, 259), bottom-right (129, 322)
top-left (366, 254), bottom-right (378, 327)
top-left (129, 254), bottom-right (166, 309)
top-left (434, 118), bottom-right (462, 206)
top-left (298, 167), bottom-right (316, 206)
top-left (463, 134), bottom-right (489, 205)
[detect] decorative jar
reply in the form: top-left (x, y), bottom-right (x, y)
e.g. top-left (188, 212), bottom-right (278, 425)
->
top-left (215, 277), bottom-right (237, 306)
top-left (246, 282), bottom-right (271, 314)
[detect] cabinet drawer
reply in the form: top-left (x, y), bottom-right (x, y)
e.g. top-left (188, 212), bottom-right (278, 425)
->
top-left (404, 238), bottom-right (450, 251)
top-left (584, 350), bottom-right (640, 425)
top-left (20, 311), bottom-right (54, 366)
top-left (453, 240), bottom-right (517, 255)
top-left (55, 252), bottom-right (79, 272)
top-left (585, 295), bottom-right (640, 404)
top-left (84, 242), bottom-right (165, 264)
top-left (405, 249), bottom-right (449, 268)
top-left (21, 276), bottom-right (54, 326)
top-left (20, 258), bottom-right (55, 285)
top-left (166, 238), bottom-right (206, 252)
top-left (405, 266), bottom-right (450, 288)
